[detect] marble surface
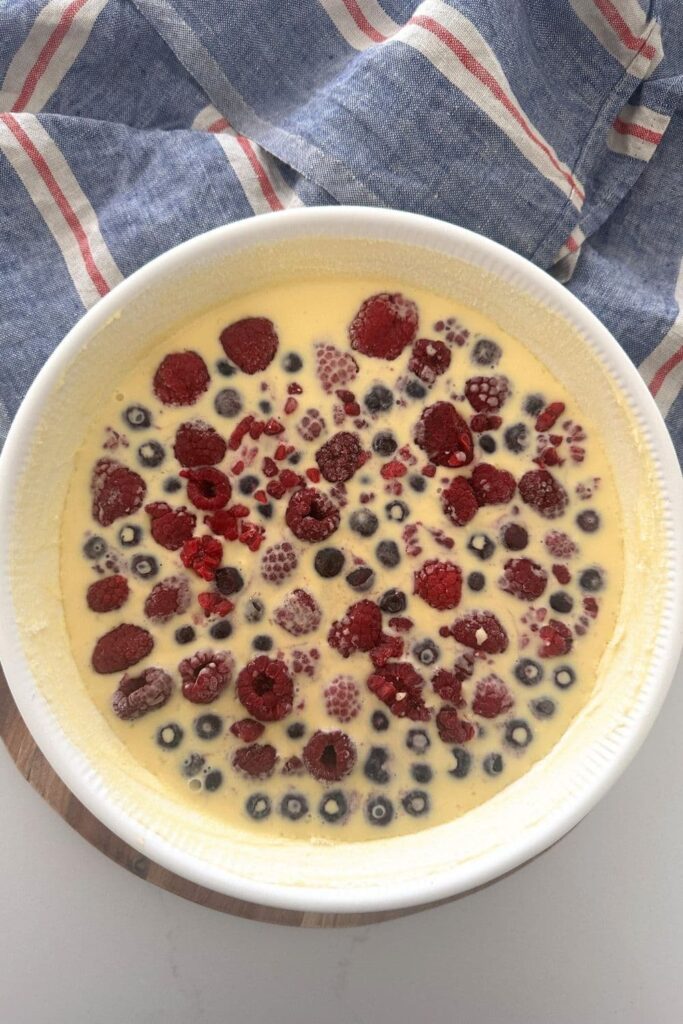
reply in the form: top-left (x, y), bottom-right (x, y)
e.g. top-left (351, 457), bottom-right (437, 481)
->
top-left (1, 654), bottom-right (681, 1024)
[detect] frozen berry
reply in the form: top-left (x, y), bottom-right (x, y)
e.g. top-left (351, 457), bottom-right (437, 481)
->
top-left (132, 554), bottom-right (159, 580)
top-left (145, 501), bottom-right (196, 550)
top-left (385, 500), bottom-right (409, 523)
top-left (181, 467), bottom-right (232, 511)
top-left (283, 352), bottom-right (302, 372)
top-left (144, 577), bottom-right (190, 623)
top-left (314, 342), bottom-right (359, 393)
top-left (163, 477), bottom-right (181, 493)
top-left (118, 524), bottom-right (141, 547)
top-left (449, 611), bottom-right (508, 654)
top-left (505, 719), bottom-right (533, 749)
top-left (175, 625), bottom-right (196, 645)
top-left (367, 662), bottom-right (430, 721)
top-left (220, 317), bottom-right (278, 374)
top-left (233, 743), bottom-right (278, 778)
top-left (406, 379), bottom-right (426, 399)
top-left (579, 567), bottom-right (604, 592)
top-left (504, 423), bottom-right (528, 453)
top-left (315, 431), bottom-right (362, 483)
top-left (524, 394), bottom-right (544, 416)
top-left (328, 599), bottom-right (382, 657)
top-left (549, 591), bottom-right (573, 614)
top-left (413, 559), bottom-right (462, 610)
top-left (231, 718), bottom-right (265, 742)
top-left (137, 441), bottom-right (165, 468)
top-left (244, 598), bottom-right (265, 623)
top-left (436, 706), bottom-right (475, 743)
top-left (479, 435), bottom-right (496, 454)
top-left (379, 588), bottom-right (406, 614)
top-left (514, 658), bottom-right (544, 686)
top-left (257, 503), bottom-right (273, 519)
top-left (261, 541), bottom-right (298, 584)
top-left (406, 729), bottom-right (430, 754)
top-left (376, 540), bottom-right (400, 568)
top-left (371, 710), bottom-right (390, 731)
top-left (364, 385), bottom-right (394, 414)
top-left (194, 713), bottom-right (223, 740)
top-left (538, 620), bottom-right (573, 658)
top-left (409, 474), bottom-right (426, 492)
top-left (472, 675), bottom-right (514, 718)
top-left (449, 747), bottom-right (472, 778)
top-left (467, 533), bottom-right (495, 561)
top-left (86, 575), bottom-right (129, 613)
top-left (402, 790), bottom-right (430, 817)
top-left (471, 338), bottom-right (501, 367)
top-left (467, 571), bottom-right (485, 592)
top-left (286, 488), bottom-right (340, 543)
top-left (204, 770), bottom-right (223, 792)
top-left (349, 292), bottom-right (418, 360)
top-left (471, 463), bottom-right (516, 506)
top-left (296, 408), bottom-right (326, 441)
top-left (577, 510), bottom-right (600, 532)
top-left (216, 359), bottom-right (235, 376)
top-left (239, 474), bottom-right (259, 495)
top-left (274, 588), bottom-right (322, 636)
top-left (411, 763), bottom-right (432, 784)
top-left (156, 722), bottom-right (183, 749)
top-left (303, 729), bottom-right (357, 781)
top-left (415, 401), bottom-right (474, 467)
top-left (413, 639), bottom-right (440, 666)
top-left (500, 558), bottom-right (548, 600)
top-left (409, 338), bottom-right (451, 384)
top-left (314, 547), bottom-right (345, 578)
top-left (180, 536), bottom-right (222, 580)
top-left (112, 667), bottom-right (172, 720)
top-left (366, 795), bottom-right (394, 826)
top-left (259, 400), bottom-right (272, 414)
top-left (483, 752), bottom-right (504, 776)
top-left (91, 458), bottom-right (146, 527)
top-left (173, 420), bottom-right (226, 467)
top-left (287, 722), bottom-right (305, 739)
top-left (246, 793), bottom-right (271, 820)
top-left (153, 351), bottom-right (210, 406)
top-left (363, 746), bottom-right (390, 784)
top-left (83, 536), bottom-right (106, 559)
top-left (319, 790), bottom-right (348, 823)
top-left (237, 656), bottom-right (294, 721)
top-left (465, 375), bottom-right (509, 413)
top-left (531, 697), bottom-right (556, 718)
top-left (214, 388), bottom-right (242, 418)
top-left (519, 469), bottom-right (568, 519)
top-left (210, 619), bottom-right (233, 639)
top-left (215, 566), bottom-right (244, 596)
top-left (501, 523), bottom-right (528, 550)
top-left (124, 405), bottom-right (151, 429)
top-left (553, 665), bottom-right (576, 689)
top-left (324, 676), bottom-right (362, 723)
top-left (182, 753), bottom-right (205, 777)
top-left (280, 793), bottom-right (308, 821)
top-left (442, 476), bottom-right (478, 527)
top-left (372, 431), bottom-right (397, 457)
top-left (253, 635), bottom-right (273, 651)
top-left (349, 508), bottom-right (379, 537)
top-left (179, 649), bottom-right (233, 704)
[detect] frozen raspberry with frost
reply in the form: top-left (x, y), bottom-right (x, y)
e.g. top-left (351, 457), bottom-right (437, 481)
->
top-left (173, 420), bottom-right (227, 467)
top-left (431, 668), bottom-right (464, 705)
top-left (538, 620), bottom-right (573, 658)
top-left (314, 342), bottom-right (359, 393)
top-left (315, 431), bottom-right (362, 483)
top-left (448, 612), bottom-right (508, 654)
top-left (302, 729), bottom-right (357, 781)
top-left (282, 755), bottom-right (306, 775)
top-left (91, 458), bottom-right (146, 526)
top-left (153, 350), bottom-right (210, 406)
top-left (324, 676), bottom-right (362, 723)
top-left (544, 530), bottom-right (578, 559)
top-left (436, 706), bottom-right (475, 743)
top-left (297, 408), bottom-right (326, 442)
top-left (408, 337), bottom-right (451, 384)
top-left (414, 401), bottom-right (474, 467)
top-left (441, 476), bottom-right (478, 527)
top-left (180, 467), bottom-right (232, 510)
top-left (367, 661), bottom-right (431, 721)
top-left (535, 401), bottom-right (566, 432)
top-left (413, 559), bottom-right (462, 611)
top-left (261, 541), bottom-right (298, 584)
top-left (180, 535), bottom-right (222, 581)
top-left (464, 375), bottom-right (510, 413)
top-left (144, 576), bottom-right (191, 623)
top-left (237, 655), bottom-right (294, 721)
top-left (145, 501), bottom-right (196, 550)
top-left (230, 719), bottom-right (265, 742)
top-left (519, 469), bottom-right (568, 519)
top-left (369, 634), bottom-right (404, 668)
top-left (328, 600), bottom-right (383, 658)
top-left (349, 292), bottom-right (418, 360)
top-left (471, 463), bottom-right (516, 505)
top-left (232, 743), bottom-right (278, 778)
top-left (273, 589), bottom-right (322, 636)
top-left (290, 648), bottom-right (320, 678)
top-left (285, 487), bottom-right (340, 543)
top-left (111, 667), bottom-right (172, 720)
top-left (91, 623), bottom-right (154, 674)
top-left (179, 649), bottom-right (234, 703)
top-left (500, 558), bottom-right (548, 600)
top-left (220, 317), bottom-right (278, 374)
top-left (86, 574), bottom-right (129, 613)
top-left (471, 675), bottom-right (514, 718)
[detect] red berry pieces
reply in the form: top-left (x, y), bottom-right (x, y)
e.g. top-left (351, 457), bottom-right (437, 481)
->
top-left (369, 633), bottom-right (404, 668)
top-left (145, 501), bottom-right (196, 550)
top-left (544, 530), bottom-right (577, 559)
top-left (91, 458), bottom-right (146, 526)
top-left (181, 467), bottom-right (232, 510)
top-left (273, 588), bottom-right (322, 636)
top-left (470, 463), bottom-right (516, 506)
top-left (197, 592), bottom-right (233, 618)
top-left (179, 649), bottom-right (234, 703)
top-left (111, 667), bottom-right (173, 720)
top-left (143, 576), bottom-right (191, 623)
top-left (441, 476), bottom-right (478, 527)
top-left (500, 558), bottom-right (548, 600)
top-left (230, 718), bottom-right (265, 742)
top-left (519, 469), bottom-right (568, 519)
top-left (285, 487), bottom-right (340, 543)
top-left (538, 620), bottom-right (573, 658)
top-left (471, 675), bottom-right (514, 718)
top-left (153, 350), bottom-right (210, 406)
top-left (436, 706), bottom-right (475, 743)
top-left (470, 413), bottom-right (502, 433)
top-left (232, 743), bottom-right (278, 778)
top-left (220, 317), bottom-right (278, 374)
top-left (173, 420), bottom-right (227, 467)
top-left (408, 338), bottom-right (451, 384)
top-left (324, 676), bottom-right (362, 723)
top-left (261, 541), bottom-right (298, 584)
top-left (315, 431), bottom-right (362, 483)
top-left (328, 599), bottom-right (383, 658)
top-left (431, 668), bottom-right (463, 705)
top-left (86, 574), bottom-right (129, 613)
top-left (349, 292), bottom-right (418, 360)
top-left (91, 623), bottom-right (154, 674)
top-left (180, 535), bottom-right (223, 581)
top-left (237, 655), bottom-right (294, 721)
top-left (449, 612), bottom-right (508, 654)
top-left (414, 401), bottom-right (474, 467)
top-left (464, 375), bottom-right (510, 413)
top-left (297, 408), bottom-right (326, 441)
top-left (413, 559), bottom-right (462, 610)
top-left (302, 729), bottom-right (357, 781)
top-left (315, 342), bottom-right (359, 393)
top-left (535, 402), bottom-right (565, 432)
top-left (367, 661), bottom-right (430, 721)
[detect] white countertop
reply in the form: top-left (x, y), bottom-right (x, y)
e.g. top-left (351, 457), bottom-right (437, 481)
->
top-left (1, 654), bottom-right (681, 1024)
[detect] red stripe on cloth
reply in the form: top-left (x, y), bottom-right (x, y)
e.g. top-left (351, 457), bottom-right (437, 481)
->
top-left (592, 0), bottom-right (656, 59)
top-left (341, 0), bottom-right (387, 43)
top-left (0, 114), bottom-right (109, 296)
top-left (410, 15), bottom-right (585, 202)
top-left (612, 117), bottom-right (663, 145)
top-left (11, 0), bottom-right (91, 112)
top-left (235, 135), bottom-right (284, 211)
top-left (207, 117), bottom-right (230, 133)
top-left (565, 234), bottom-right (579, 254)
top-left (650, 344), bottom-right (683, 398)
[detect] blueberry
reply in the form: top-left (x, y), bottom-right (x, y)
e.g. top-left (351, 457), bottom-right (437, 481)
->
top-left (483, 752), bottom-right (504, 776)
top-left (409, 474), bottom-right (426, 492)
top-left (406, 379), bottom-right (426, 399)
top-left (215, 566), bottom-right (244, 596)
top-left (553, 665), bottom-right (576, 689)
top-left (319, 790), bottom-right (348, 823)
top-left (530, 697), bottom-right (556, 719)
top-left (244, 598), bottom-right (265, 623)
top-left (280, 793), bottom-right (309, 821)
top-left (175, 625), bottom-right (195, 645)
top-left (371, 710), bottom-right (390, 732)
top-left (239, 475), bottom-right (259, 495)
top-left (504, 423), bottom-right (528, 453)
top-left (283, 353), bottom-right (302, 373)
top-left (577, 510), bottom-right (600, 533)
top-left (406, 729), bottom-right (430, 754)
top-left (501, 523), bottom-right (528, 550)
top-left (182, 752), bottom-right (205, 777)
top-left (505, 719), bottom-right (533, 750)
top-left (163, 477), bottom-right (182, 493)
top-left (83, 536), bottom-right (106, 559)
top-left (210, 619), bottom-right (232, 639)
top-left (314, 547), bottom-right (345, 578)
top-left (364, 385), bottom-right (393, 414)
top-left (346, 566), bottom-right (375, 591)
top-left (514, 657), bottom-right (543, 686)
top-left (366, 795), bottom-right (394, 826)
top-left (449, 746), bottom-right (472, 779)
top-left (467, 533), bottom-right (495, 560)
top-left (214, 387), bottom-right (242, 418)
top-left (402, 790), bottom-right (430, 817)
top-left (131, 554), bottom-right (159, 579)
top-left (156, 723), bottom-right (183, 750)
top-left (364, 747), bottom-right (390, 784)
top-left (467, 571), bottom-right (485, 592)
top-left (349, 508), bottom-right (379, 536)
top-left (372, 431), bottom-right (397, 457)
top-left (379, 588), bottom-right (406, 614)
top-left (137, 441), bottom-right (165, 468)
top-left (118, 524), bottom-right (142, 547)
top-left (479, 435), bottom-right (496, 454)
top-left (216, 359), bottom-right (236, 376)
top-left (549, 591), bottom-right (573, 614)
top-left (288, 452), bottom-right (302, 465)
top-left (257, 503), bottom-right (273, 519)
top-left (194, 714), bottom-right (223, 740)
top-left (411, 763), bottom-right (433, 784)
top-left (376, 539), bottom-right (401, 568)
top-left (385, 500), bottom-right (409, 522)
top-left (471, 338), bottom-right (501, 367)
top-left (124, 405), bottom-right (151, 429)
top-left (287, 722), bottom-right (305, 739)
top-left (253, 635), bottom-right (273, 651)
top-left (413, 639), bottom-right (440, 666)
top-left (259, 400), bottom-right (272, 414)
top-left (579, 567), bottom-right (604, 592)
top-left (524, 394), bottom-right (544, 416)
top-left (246, 793), bottom-right (271, 820)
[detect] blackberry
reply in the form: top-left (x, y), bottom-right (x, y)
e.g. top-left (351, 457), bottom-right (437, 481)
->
top-left (124, 405), bottom-right (151, 429)
top-left (379, 588), bottom-right (406, 614)
top-left (366, 795), bottom-right (394, 826)
top-left (579, 567), bottom-right (604, 592)
top-left (175, 625), bottom-right (195, 645)
top-left (406, 729), bottom-right (430, 754)
top-left (467, 571), bottom-right (485, 592)
top-left (216, 359), bottom-right (236, 376)
top-left (577, 510), bottom-right (600, 533)
top-left (449, 746), bottom-right (472, 779)
top-left (376, 539), bottom-right (400, 568)
top-left (471, 338), bottom-right (501, 367)
top-left (137, 441), bottom-right (165, 468)
top-left (553, 665), bottom-right (576, 689)
top-left (283, 353), bottom-right (303, 372)
top-left (371, 710), bottom-right (390, 732)
top-left (118, 524), bottom-right (142, 547)
top-left (214, 387), bottom-right (242, 418)
top-left (156, 723), bottom-right (183, 750)
top-left (314, 547), bottom-right (345, 578)
top-left (402, 790), bottom-right (430, 817)
top-left (467, 533), bottom-right (495, 560)
top-left (349, 508), bottom-right (379, 536)
top-left (319, 790), bottom-right (348, 823)
top-left (385, 500), bottom-right (409, 522)
top-left (505, 718), bottom-right (533, 749)
top-left (479, 435), bottom-right (496, 454)
top-left (364, 385), bottom-right (393, 414)
top-left (131, 554), bottom-right (159, 579)
top-left (246, 793), bottom-right (271, 820)
top-left (504, 423), bottom-right (528, 453)
top-left (210, 619), bottom-right (232, 640)
top-left (410, 763), bottom-right (433, 784)
top-left (346, 566), bottom-right (375, 591)
top-left (253, 635), bottom-right (273, 651)
top-left (239, 474), bottom-right (259, 496)
top-left (194, 714), bottom-right (223, 740)
top-left (514, 657), bottom-right (543, 686)
top-left (215, 566), bottom-right (244, 596)
top-left (280, 793), bottom-right (309, 821)
top-left (83, 536), bottom-right (106, 559)
top-left (372, 431), bottom-right (397, 457)
top-left (483, 752), bottom-right (504, 776)
top-left (413, 639), bottom-right (440, 666)
top-left (363, 747), bottom-right (390, 784)
top-left (549, 591), bottom-right (573, 614)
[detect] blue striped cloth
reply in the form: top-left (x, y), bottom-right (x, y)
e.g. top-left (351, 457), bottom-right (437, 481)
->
top-left (1, 0), bottom-right (681, 458)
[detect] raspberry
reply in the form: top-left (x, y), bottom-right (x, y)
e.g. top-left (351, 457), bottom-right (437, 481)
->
top-left (282, 755), bottom-right (305, 775)
top-left (544, 530), bottom-right (577, 558)
top-left (230, 719), bottom-right (265, 742)
top-left (296, 408), bottom-right (326, 441)
top-left (237, 655), bottom-right (294, 721)
top-left (261, 541), bottom-right (298, 584)
top-left (436, 706), bottom-right (475, 743)
top-left (349, 292), bottom-right (418, 360)
top-left (464, 375), bottom-right (510, 413)
top-left (408, 338), bottom-right (451, 384)
top-left (519, 469), bottom-right (568, 519)
top-left (86, 574), bottom-right (129, 613)
top-left (441, 476), bottom-right (478, 527)
top-left (413, 559), bottom-right (462, 611)
top-left (173, 420), bottom-right (227, 467)
top-left (314, 342), bottom-right (359, 393)
top-left (290, 647), bottom-right (320, 677)
top-left (273, 588), bottom-right (322, 636)
top-left (535, 402), bottom-right (566, 432)
top-left (431, 668), bottom-right (463, 705)
top-left (470, 463), bottom-right (516, 505)
top-left (367, 662), bottom-right (430, 721)
top-left (324, 676), bottom-right (362, 722)
top-left (302, 729), bottom-right (357, 781)
top-left (180, 467), bottom-right (232, 510)
top-left (328, 599), bottom-right (383, 658)
top-left (471, 675), bottom-right (514, 718)
top-left (315, 431), bottom-right (362, 483)
top-left (179, 648), bottom-right (234, 703)
top-left (153, 350), bottom-right (210, 406)
top-left (111, 667), bottom-right (172, 720)
top-left (285, 487), bottom-right (340, 542)
top-left (470, 413), bottom-right (502, 432)
top-left (500, 558), bottom-right (548, 600)
top-left (180, 535), bottom-right (223, 581)
top-left (538, 620), bottom-right (573, 658)
top-left (145, 501), bottom-right (196, 550)
top-left (449, 612), bottom-right (508, 654)
top-left (91, 458), bottom-right (146, 526)
top-left (553, 564), bottom-right (571, 585)
top-left (414, 401), bottom-right (474, 467)
top-left (369, 634), bottom-right (404, 667)
top-left (232, 743), bottom-right (278, 778)
top-left (220, 317), bottom-right (278, 374)
top-left (197, 592), bottom-right (233, 618)
top-left (143, 576), bottom-right (191, 623)
top-left (91, 624), bottom-right (153, 674)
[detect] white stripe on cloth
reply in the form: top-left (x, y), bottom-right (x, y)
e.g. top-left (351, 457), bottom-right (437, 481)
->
top-left (316, 0), bottom-right (401, 50)
top-left (608, 102), bottom-right (671, 161)
top-left (639, 259), bottom-right (683, 418)
top-left (568, 0), bottom-right (663, 78)
top-left (552, 226), bottom-right (586, 284)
